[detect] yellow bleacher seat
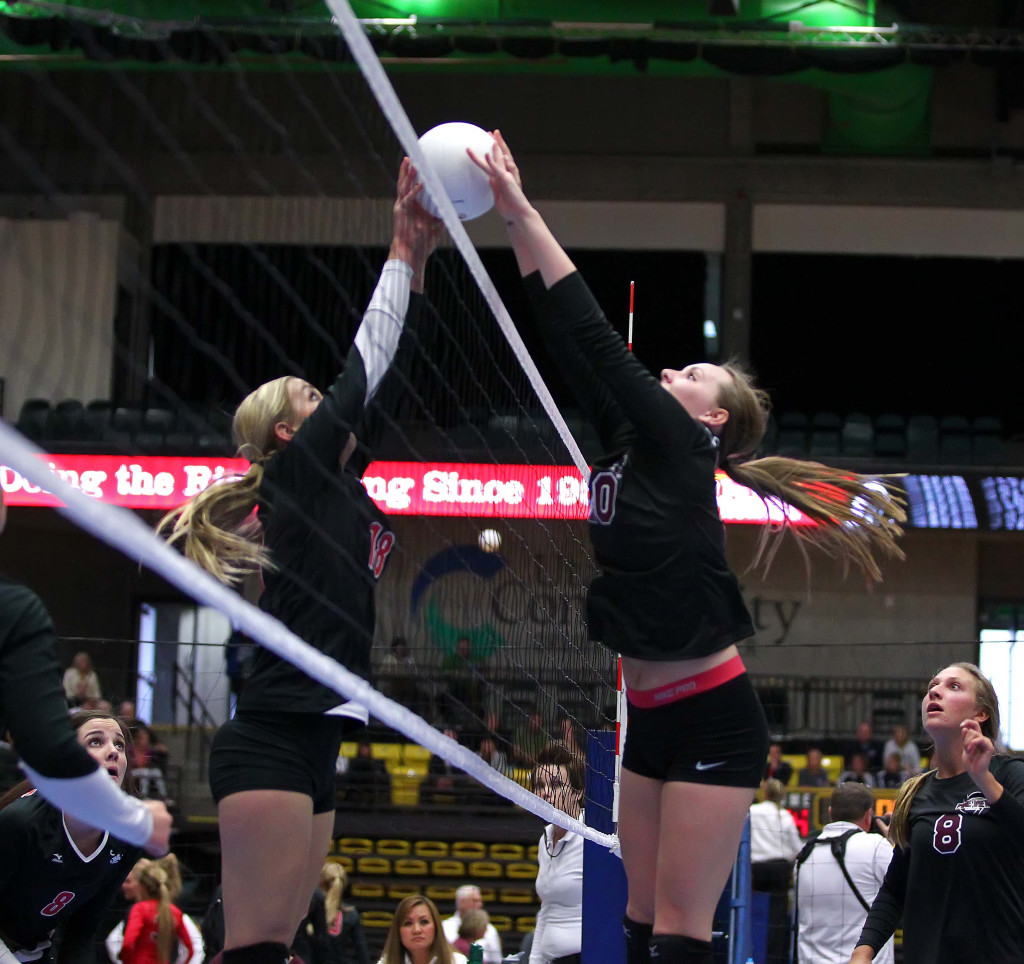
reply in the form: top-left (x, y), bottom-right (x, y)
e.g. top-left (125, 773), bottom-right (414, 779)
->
top-left (500, 888), bottom-right (534, 904)
top-left (783, 754), bottom-right (843, 786)
top-left (510, 768), bottom-right (532, 788)
top-left (431, 859), bottom-right (467, 877)
top-left (371, 743), bottom-right (402, 763)
top-left (468, 860), bottom-right (503, 879)
top-left (451, 841), bottom-right (487, 859)
top-left (478, 887), bottom-right (497, 903)
top-left (350, 883), bottom-right (385, 899)
top-left (376, 839), bottom-right (411, 856)
top-left (425, 885), bottom-right (457, 902)
top-left (415, 840), bottom-right (449, 858)
top-left (362, 911), bottom-right (394, 929)
top-left (356, 856), bottom-right (392, 876)
top-left (388, 884), bottom-right (418, 900)
top-left (527, 845), bottom-right (539, 861)
top-left (394, 858), bottom-right (429, 876)
top-left (336, 837), bottom-right (373, 855)
top-left (489, 915), bottom-right (513, 933)
top-left (391, 775), bottom-right (421, 806)
top-left (515, 917), bottom-right (537, 933)
top-left (326, 855), bottom-right (354, 873)
top-left (403, 745), bottom-right (432, 775)
top-left (489, 843), bottom-right (524, 860)
top-left (340, 742), bottom-right (358, 758)
top-left (505, 862), bottom-right (538, 880)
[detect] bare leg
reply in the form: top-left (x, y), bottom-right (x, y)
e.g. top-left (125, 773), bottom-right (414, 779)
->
top-left (301, 810), bottom-right (335, 900)
top-left (653, 782), bottom-right (756, 938)
top-left (219, 789), bottom-right (318, 948)
top-left (617, 768), bottom-right (663, 925)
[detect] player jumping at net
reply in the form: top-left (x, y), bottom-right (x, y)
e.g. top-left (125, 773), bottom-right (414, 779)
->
top-left (158, 159), bottom-right (443, 964)
top-left (470, 135), bottom-right (906, 964)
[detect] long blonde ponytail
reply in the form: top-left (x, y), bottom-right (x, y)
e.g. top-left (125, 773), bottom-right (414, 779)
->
top-left (888, 769), bottom-right (935, 850)
top-left (320, 861), bottom-right (346, 927)
top-left (718, 361), bottom-right (906, 583)
top-left (157, 376), bottom-right (294, 584)
top-left (137, 862), bottom-right (176, 964)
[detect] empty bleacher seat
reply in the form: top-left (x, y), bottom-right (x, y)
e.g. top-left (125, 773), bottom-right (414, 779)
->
top-left (468, 860), bottom-right (503, 879)
top-left (425, 885), bottom-right (457, 902)
top-left (489, 843), bottom-right (525, 860)
top-left (907, 414), bottom-right (939, 463)
top-left (388, 884), bottom-right (418, 900)
top-left (516, 916), bottom-right (537, 933)
top-left (83, 400), bottom-right (113, 443)
top-left (350, 883), bottom-right (385, 899)
top-left (809, 412), bottom-right (841, 457)
top-left (500, 888), bottom-right (535, 904)
top-left (874, 413), bottom-right (907, 458)
top-left (326, 855), bottom-right (354, 873)
top-left (376, 839), bottom-right (411, 857)
top-left (478, 887), bottom-right (497, 903)
top-left (137, 407), bottom-right (176, 452)
top-left (356, 856), bottom-right (391, 876)
top-left (841, 412), bottom-right (873, 458)
top-left (391, 774), bottom-right (421, 806)
top-left (403, 745), bottom-right (431, 775)
top-left (451, 841), bottom-right (487, 859)
top-left (51, 399), bottom-right (86, 441)
top-left (527, 845), bottom-right (539, 861)
top-left (361, 911), bottom-right (394, 930)
top-left (431, 859), bottom-right (466, 877)
top-left (505, 862), bottom-right (538, 880)
top-left (488, 915), bottom-right (513, 933)
top-left (394, 858), bottom-right (429, 876)
top-left (775, 412), bottom-right (809, 457)
top-left (16, 399), bottom-right (52, 441)
top-left (939, 415), bottom-right (971, 464)
top-left (414, 840), bottom-right (449, 858)
top-left (972, 416), bottom-right (1005, 465)
top-left (336, 837), bottom-right (373, 855)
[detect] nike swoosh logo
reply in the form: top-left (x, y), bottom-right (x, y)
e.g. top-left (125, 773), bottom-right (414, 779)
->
top-left (695, 761), bottom-right (725, 771)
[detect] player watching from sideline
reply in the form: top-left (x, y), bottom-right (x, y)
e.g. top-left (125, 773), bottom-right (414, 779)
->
top-left (470, 133), bottom-right (905, 964)
top-left (0, 711), bottom-right (144, 964)
top-left (0, 487), bottom-right (171, 857)
top-left (157, 160), bottom-right (443, 964)
top-left (796, 782), bottom-right (894, 964)
top-left (851, 663), bottom-right (1024, 964)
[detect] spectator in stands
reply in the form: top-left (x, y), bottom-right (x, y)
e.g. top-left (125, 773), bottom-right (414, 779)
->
top-left (882, 724), bottom-right (921, 776)
top-left (292, 888), bottom-right (328, 964)
top-left (512, 711), bottom-right (548, 769)
top-left (453, 909), bottom-right (489, 957)
top-left (442, 886), bottom-right (502, 963)
top-left (380, 636), bottom-right (420, 711)
top-left (875, 752), bottom-right (907, 790)
top-left (763, 742), bottom-right (792, 786)
top-left (63, 649), bottom-right (103, 706)
top-left (345, 740), bottom-right (390, 806)
top-left (556, 718), bottom-right (583, 759)
top-left (749, 779), bottom-right (802, 964)
top-left (530, 743), bottom-right (584, 964)
top-left (427, 728), bottom-right (466, 802)
top-left (119, 859), bottom-right (195, 964)
top-left (477, 736), bottom-right (511, 777)
top-left (130, 722), bottom-right (171, 802)
top-left (441, 636), bottom-right (483, 728)
top-left (794, 783), bottom-right (894, 964)
top-left (383, 894), bottom-right (466, 964)
top-left (319, 862), bottom-right (371, 964)
top-left (798, 747), bottom-right (833, 787)
top-left (845, 722), bottom-right (884, 773)
top-left (118, 699), bottom-right (138, 721)
top-left (838, 752), bottom-right (878, 789)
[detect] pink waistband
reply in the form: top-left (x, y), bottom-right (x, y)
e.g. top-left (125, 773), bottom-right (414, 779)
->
top-left (626, 654), bottom-right (746, 709)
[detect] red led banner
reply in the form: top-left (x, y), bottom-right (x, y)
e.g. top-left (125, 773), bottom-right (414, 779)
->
top-left (0, 454), bottom-right (812, 525)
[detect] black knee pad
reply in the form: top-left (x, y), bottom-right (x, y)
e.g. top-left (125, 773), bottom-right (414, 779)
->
top-left (648, 934), bottom-right (714, 964)
top-left (623, 915), bottom-right (654, 964)
top-left (223, 943), bottom-right (290, 964)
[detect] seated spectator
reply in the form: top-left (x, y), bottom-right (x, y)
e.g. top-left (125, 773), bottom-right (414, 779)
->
top-left (441, 637), bottom-right (483, 728)
top-left (882, 724), bottom-right (921, 776)
top-left (117, 699), bottom-right (138, 721)
top-left (320, 862), bottom-right (371, 964)
top-left (845, 721), bottom-right (884, 772)
top-left (764, 742), bottom-right (793, 786)
top-left (442, 886), bottom-right (502, 963)
top-left (798, 747), bottom-right (833, 787)
top-left (62, 650), bottom-right (102, 706)
top-left (129, 723), bottom-right (171, 802)
top-left (838, 752), bottom-right (878, 788)
top-left (512, 711), bottom-right (548, 769)
top-left (379, 636), bottom-right (420, 710)
top-left (875, 752), bottom-right (908, 789)
top-left (750, 779), bottom-right (802, 964)
top-left (477, 737), bottom-right (511, 777)
top-left (344, 740), bottom-right (390, 806)
top-left (427, 728), bottom-right (468, 803)
top-left (795, 782), bottom-right (895, 964)
top-left (383, 894), bottom-right (466, 964)
top-left (453, 909), bottom-right (489, 957)
top-left (556, 717), bottom-right (583, 758)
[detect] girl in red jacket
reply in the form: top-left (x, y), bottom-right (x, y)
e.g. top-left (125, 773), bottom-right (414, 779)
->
top-left (121, 861), bottom-right (193, 964)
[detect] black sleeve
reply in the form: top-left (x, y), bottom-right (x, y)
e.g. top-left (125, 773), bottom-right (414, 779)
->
top-left (345, 908), bottom-right (372, 964)
top-left (857, 844), bottom-right (908, 952)
top-left (0, 801), bottom-right (29, 896)
top-left (988, 757), bottom-right (1024, 840)
top-left (523, 272), bottom-right (633, 457)
top-left (56, 867), bottom-right (133, 964)
top-left (0, 582), bottom-right (96, 779)
top-left (530, 271), bottom-right (707, 449)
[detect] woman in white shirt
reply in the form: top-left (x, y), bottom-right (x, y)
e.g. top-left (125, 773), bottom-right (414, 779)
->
top-left (530, 744), bottom-right (585, 964)
top-left (377, 894), bottom-right (466, 964)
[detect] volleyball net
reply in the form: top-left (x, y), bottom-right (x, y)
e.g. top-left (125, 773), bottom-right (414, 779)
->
top-left (0, 1), bottom-right (620, 843)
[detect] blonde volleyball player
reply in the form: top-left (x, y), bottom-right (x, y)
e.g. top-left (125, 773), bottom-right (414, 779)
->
top-left (470, 135), bottom-right (904, 964)
top-left (158, 160), bottom-right (442, 964)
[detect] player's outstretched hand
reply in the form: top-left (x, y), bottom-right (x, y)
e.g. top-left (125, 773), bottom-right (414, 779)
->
top-left (142, 800), bottom-right (173, 856)
top-left (468, 131), bottom-right (532, 224)
top-left (961, 718), bottom-right (994, 783)
top-left (391, 157), bottom-right (445, 288)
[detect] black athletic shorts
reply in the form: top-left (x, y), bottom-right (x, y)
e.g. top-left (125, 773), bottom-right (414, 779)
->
top-left (621, 672), bottom-right (768, 788)
top-left (208, 710), bottom-right (361, 813)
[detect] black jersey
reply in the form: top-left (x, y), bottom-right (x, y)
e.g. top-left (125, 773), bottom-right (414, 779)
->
top-left (238, 264), bottom-right (421, 716)
top-left (0, 578), bottom-right (95, 780)
top-left (0, 790), bottom-right (139, 964)
top-left (525, 271), bottom-right (753, 661)
top-left (858, 756), bottom-right (1024, 964)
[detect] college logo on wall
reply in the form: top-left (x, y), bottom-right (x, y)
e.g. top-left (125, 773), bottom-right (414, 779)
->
top-left (410, 545), bottom-right (507, 662)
